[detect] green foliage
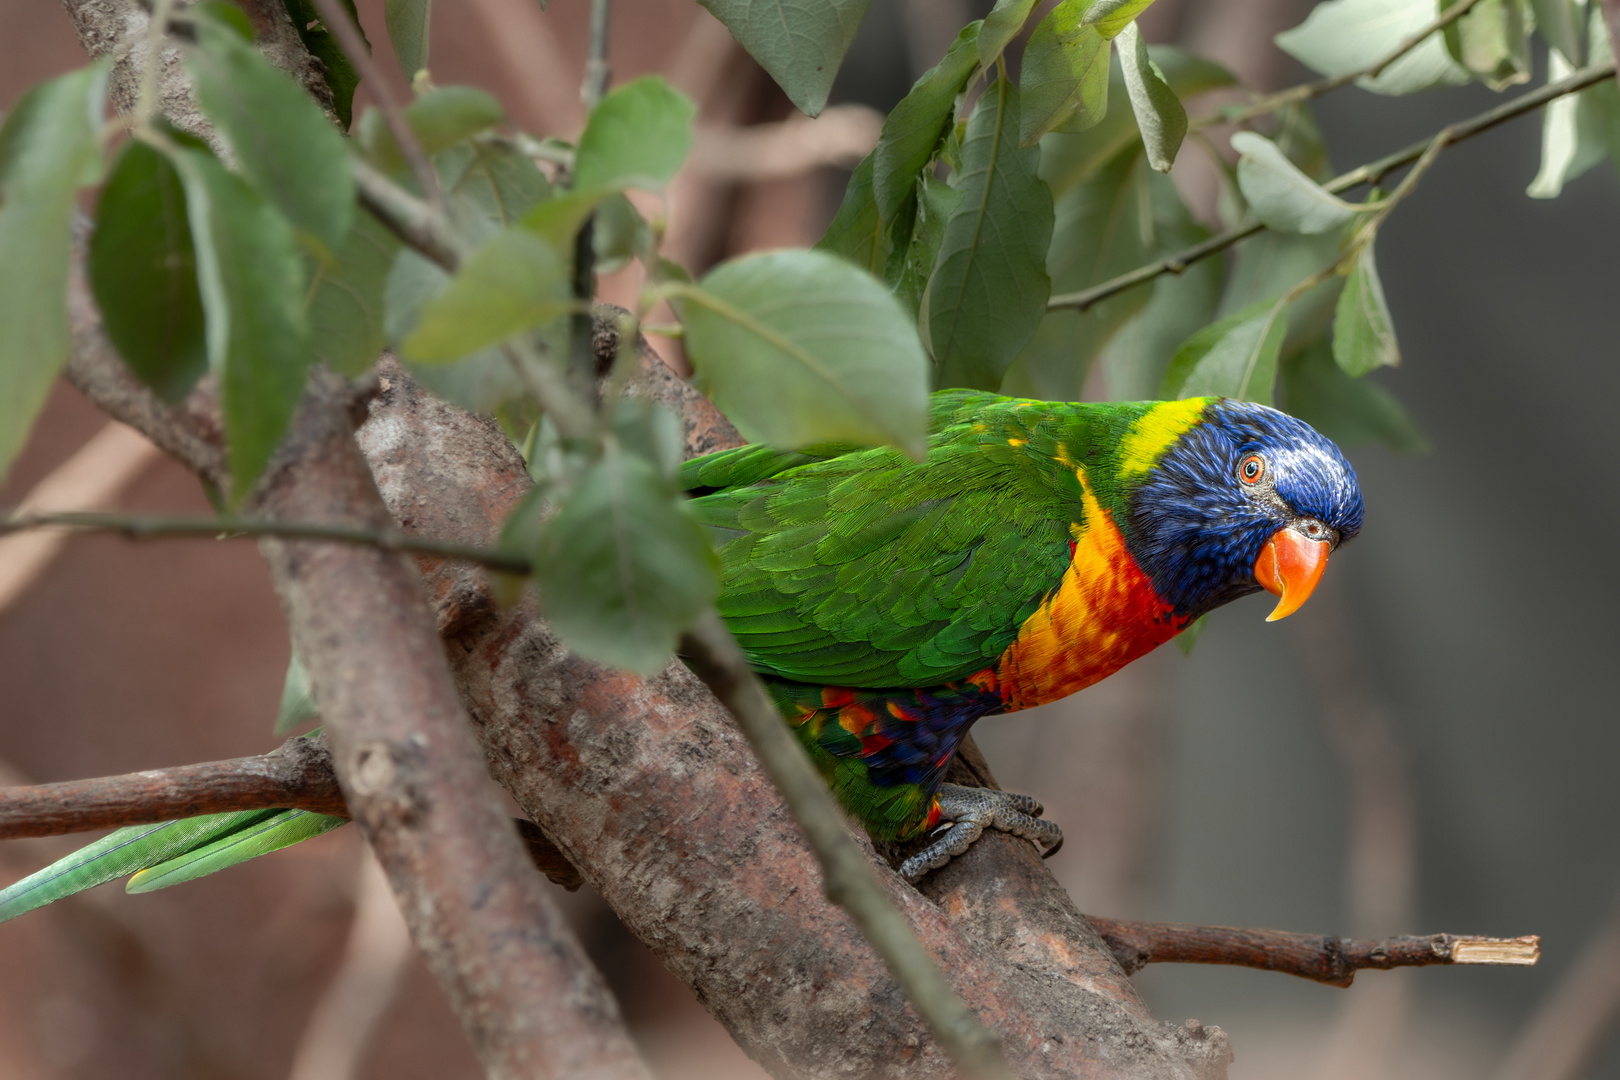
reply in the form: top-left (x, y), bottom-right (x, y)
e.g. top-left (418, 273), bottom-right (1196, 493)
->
top-left (572, 76), bottom-right (696, 193)
top-left (1332, 244), bottom-right (1399, 375)
top-left (979, 0), bottom-right (1037, 66)
top-left (1231, 131), bottom-right (1369, 234)
top-left (1528, 7), bottom-right (1620, 198)
top-left (1161, 298), bottom-right (1288, 405)
top-left (1442, 0), bottom-right (1530, 90)
top-left (0, 64), bottom-right (106, 485)
top-left (923, 78), bottom-right (1053, 391)
top-left (1275, 0), bottom-right (1471, 95)
top-left (275, 652), bottom-right (319, 734)
top-left (531, 441), bottom-right (718, 674)
top-left (166, 140), bottom-right (313, 502)
top-left (682, 249), bottom-right (931, 456)
top-left (402, 228), bottom-right (570, 362)
top-left (817, 153), bottom-right (887, 274)
top-left (359, 87), bottom-right (504, 172)
top-left (187, 11), bottom-right (355, 256)
top-left (874, 22), bottom-right (982, 225)
top-left (696, 0), bottom-right (869, 116)
top-left (1082, 0), bottom-right (1159, 38)
top-left (1116, 22), bottom-right (1185, 172)
top-left (1020, 0), bottom-right (1111, 145)
top-left (1282, 342), bottom-right (1426, 452)
top-left (307, 208), bottom-right (400, 376)
top-left (278, 0), bottom-right (365, 127)
top-left (385, 0), bottom-right (432, 79)
top-left (89, 141), bottom-right (208, 402)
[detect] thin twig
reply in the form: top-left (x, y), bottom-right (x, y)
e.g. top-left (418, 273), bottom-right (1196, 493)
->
top-left (1086, 917), bottom-right (1539, 987)
top-left (1189, 0), bottom-right (1486, 131)
top-left (679, 611), bottom-right (1013, 1080)
top-left (0, 511), bottom-right (532, 575)
top-left (352, 157), bottom-right (466, 272)
top-left (0, 737), bottom-right (347, 838)
top-left (309, 0), bottom-right (444, 210)
top-left (1048, 60), bottom-right (1619, 313)
top-left (581, 0), bottom-right (612, 109)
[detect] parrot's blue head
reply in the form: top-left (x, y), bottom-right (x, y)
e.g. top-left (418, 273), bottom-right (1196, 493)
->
top-left (1126, 399), bottom-right (1363, 622)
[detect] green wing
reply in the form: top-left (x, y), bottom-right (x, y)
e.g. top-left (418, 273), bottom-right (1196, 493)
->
top-left (684, 391), bottom-right (1098, 688)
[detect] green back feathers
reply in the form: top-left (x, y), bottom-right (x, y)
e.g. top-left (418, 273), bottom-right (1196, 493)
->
top-left (682, 391), bottom-right (1205, 688)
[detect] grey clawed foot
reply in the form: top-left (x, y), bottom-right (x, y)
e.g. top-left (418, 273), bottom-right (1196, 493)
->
top-left (897, 784), bottom-right (1064, 882)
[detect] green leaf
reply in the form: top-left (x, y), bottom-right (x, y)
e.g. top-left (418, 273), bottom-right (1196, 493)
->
top-left (681, 249), bottom-right (930, 456)
top-left (1441, 0), bottom-right (1530, 89)
top-left (1528, 0), bottom-right (1583, 65)
top-left (520, 189), bottom-right (609, 252)
top-left (0, 812), bottom-right (275, 924)
top-left (1082, 0), bottom-right (1157, 37)
top-left (1020, 0), bottom-right (1111, 146)
top-left (446, 141), bottom-right (553, 225)
top-left (278, 0), bottom-right (365, 128)
top-left (1221, 226), bottom-right (1346, 359)
top-left (533, 443), bottom-right (718, 675)
top-left (875, 22), bottom-right (982, 224)
top-left (274, 652), bottom-right (320, 733)
top-left (1231, 131), bottom-right (1369, 234)
top-left (89, 140), bottom-right (208, 402)
top-left (1174, 613), bottom-right (1206, 655)
top-left (306, 207), bottom-right (400, 376)
top-left (695, 0), bottom-right (870, 116)
top-left (1117, 22), bottom-right (1185, 172)
top-left (384, 249), bottom-right (526, 412)
top-left (1010, 147), bottom-right (1152, 400)
top-left (385, 0), bottom-right (431, 79)
top-left (1275, 0), bottom-right (1471, 95)
top-left (816, 152), bottom-right (888, 275)
top-left (1332, 243), bottom-right (1398, 375)
top-left (891, 174), bottom-right (963, 319)
top-left (593, 192), bottom-right (653, 273)
top-left (573, 75), bottom-right (696, 193)
top-left (922, 78), bottom-right (1053, 391)
top-left (187, 14), bottom-right (355, 255)
top-left (402, 226), bottom-right (570, 363)
top-left (127, 810), bottom-right (348, 892)
top-left (1527, 20), bottom-right (1620, 198)
top-left (0, 64), bottom-right (106, 484)
top-left (979, 0), bottom-right (1036, 66)
top-left (1282, 340), bottom-right (1426, 452)
top-left (1161, 297), bottom-right (1288, 405)
top-left (358, 87), bottom-right (504, 172)
top-left (166, 141), bottom-right (313, 501)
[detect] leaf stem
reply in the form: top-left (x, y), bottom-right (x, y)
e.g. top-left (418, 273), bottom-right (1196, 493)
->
top-left (351, 156), bottom-right (467, 271)
top-left (1188, 0), bottom-right (1486, 132)
top-left (1048, 60), bottom-right (1617, 313)
top-left (309, 0), bottom-right (445, 214)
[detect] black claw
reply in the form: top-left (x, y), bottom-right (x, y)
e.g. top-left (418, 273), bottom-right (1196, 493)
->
top-left (1040, 835), bottom-right (1063, 860)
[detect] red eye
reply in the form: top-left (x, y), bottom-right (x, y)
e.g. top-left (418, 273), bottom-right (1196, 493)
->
top-left (1239, 455), bottom-right (1265, 485)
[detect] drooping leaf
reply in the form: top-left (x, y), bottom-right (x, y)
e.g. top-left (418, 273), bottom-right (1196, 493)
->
top-left (278, 0), bottom-right (365, 128)
top-left (1332, 243), bottom-right (1399, 375)
top-left (385, 0), bottom-right (431, 79)
top-left (402, 227), bottom-right (570, 363)
top-left (922, 78), bottom-right (1053, 391)
top-left (1528, 0), bottom-right (1583, 65)
top-left (307, 207), bottom-right (400, 376)
top-left (274, 652), bottom-right (320, 734)
top-left (695, 0), bottom-right (870, 116)
top-left (979, 0), bottom-right (1037, 66)
top-left (1010, 146), bottom-right (1153, 400)
top-left (1282, 340), bottom-right (1426, 452)
top-left (573, 76), bottom-right (697, 194)
top-left (874, 22), bottom-right (981, 224)
top-left (1231, 131), bottom-right (1369, 234)
top-left (166, 141), bottom-right (313, 501)
top-left (0, 64), bottom-right (106, 484)
top-left (1117, 23), bottom-right (1185, 172)
top-left (126, 810), bottom-right (348, 892)
top-left (1161, 297), bottom-right (1288, 405)
top-left (681, 249), bottom-right (930, 456)
top-left (1441, 0), bottom-right (1530, 89)
top-left (1275, 0), bottom-right (1471, 95)
top-left (1527, 20), bottom-right (1620, 198)
top-left (0, 812), bottom-right (275, 924)
top-left (533, 443), bottom-right (718, 675)
top-left (890, 174), bottom-right (963, 319)
top-left (1082, 0), bottom-right (1158, 37)
top-left (187, 12), bottom-right (355, 255)
top-left (1020, 0), bottom-right (1111, 145)
top-left (816, 152), bottom-right (888, 275)
top-left (358, 87), bottom-right (504, 173)
top-left (89, 140), bottom-right (208, 402)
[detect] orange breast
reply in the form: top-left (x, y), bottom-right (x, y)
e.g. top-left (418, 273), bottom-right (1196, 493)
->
top-left (976, 471), bottom-right (1187, 712)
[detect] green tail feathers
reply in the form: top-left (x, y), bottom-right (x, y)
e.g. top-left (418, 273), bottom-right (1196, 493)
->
top-left (0, 809), bottom-right (348, 924)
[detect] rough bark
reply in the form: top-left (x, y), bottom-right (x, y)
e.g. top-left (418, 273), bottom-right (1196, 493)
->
top-left (354, 347), bottom-right (1233, 1079)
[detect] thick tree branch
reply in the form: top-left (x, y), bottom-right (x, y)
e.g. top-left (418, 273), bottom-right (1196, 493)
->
top-left (1048, 60), bottom-right (1619, 313)
top-left (1087, 917), bottom-right (1538, 988)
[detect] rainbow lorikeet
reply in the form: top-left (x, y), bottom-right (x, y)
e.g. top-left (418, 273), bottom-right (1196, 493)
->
top-left (681, 390), bottom-right (1362, 879)
top-left (0, 390), bottom-right (1361, 919)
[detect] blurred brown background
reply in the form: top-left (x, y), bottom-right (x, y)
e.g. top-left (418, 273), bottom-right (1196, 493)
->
top-left (4, 0), bottom-right (1620, 1077)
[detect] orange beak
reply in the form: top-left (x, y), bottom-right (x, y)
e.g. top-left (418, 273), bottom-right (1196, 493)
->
top-left (1253, 527), bottom-right (1331, 622)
